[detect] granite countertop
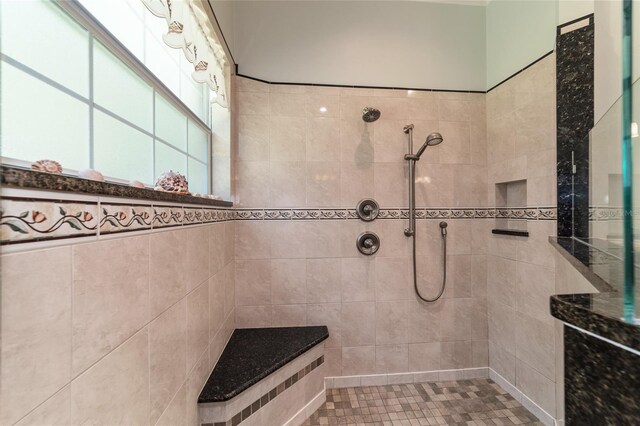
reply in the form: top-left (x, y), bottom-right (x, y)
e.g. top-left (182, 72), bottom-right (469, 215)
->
top-left (1, 165), bottom-right (233, 208)
top-left (198, 326), bottom-right (329, 403)
top-left (550, 236), bottom-right (639, 350)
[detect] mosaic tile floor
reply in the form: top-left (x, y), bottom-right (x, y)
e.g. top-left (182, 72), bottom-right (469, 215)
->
top-left (303, 379), bottom-right (543, 426)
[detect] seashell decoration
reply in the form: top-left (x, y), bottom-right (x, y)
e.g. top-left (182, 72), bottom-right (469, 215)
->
top-left (31, 160), bottom-right (63, 174)
top-left (129, 180), bottom-right (145, 188)
top-left (154, 170), bottom-right (189, 194)
top-left (78, 169), bottom-right (105, 181)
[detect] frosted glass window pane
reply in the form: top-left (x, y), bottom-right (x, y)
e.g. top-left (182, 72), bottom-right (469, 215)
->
top-left (155, 142), bottom-right (187, 178)
top-left (0, 62), bottom-right (89, 170)
top-left (181, 72), bottom-right (206, 122)
top-left (188, 159), bottom-right (208, 194)
top-left (188, 121), bottom-right (209, 160)
top-left (78, 0), bottom-right (144, 59)
top-left (93, 110), bottom-right (153, 183)
top-left (156, 95), bottom-right (187, 150)
top-left (145, 30), bottom-right (180, 95)
top-left (93, 41), bottom-right (153, 131)
top-left (1, 0), bottom-right (89, 96)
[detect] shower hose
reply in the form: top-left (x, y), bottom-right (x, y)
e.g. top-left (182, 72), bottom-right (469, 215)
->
top-left (412, 222), bottom-right (447, 302)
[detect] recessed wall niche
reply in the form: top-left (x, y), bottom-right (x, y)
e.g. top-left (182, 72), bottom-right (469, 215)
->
top-left (495, 179), bottom-right (528, 233)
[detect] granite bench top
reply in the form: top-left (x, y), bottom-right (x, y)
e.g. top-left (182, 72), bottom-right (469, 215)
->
top-left (550, 236), bottom-right (639, 351)
top-left (198, 326), bottom-right (329, 403)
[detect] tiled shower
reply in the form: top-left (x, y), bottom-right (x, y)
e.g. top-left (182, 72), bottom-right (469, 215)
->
top-left (2, 0), bottom-right (636, 425)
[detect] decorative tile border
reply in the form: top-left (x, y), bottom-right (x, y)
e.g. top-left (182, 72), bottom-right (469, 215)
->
top-left (205, 356), bottom-right (324, 426)
top-left (0, 197), bottom-right (99, 244)
top-left (1, 194), bottom-right (234, 246)
top-left (234, 207), bottom-right (557, 221)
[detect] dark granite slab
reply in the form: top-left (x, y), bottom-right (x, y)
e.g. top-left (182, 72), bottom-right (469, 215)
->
top-left (564, 325), bottom-right (640, 423)
top-left (1, 165), bottom-right (233, 207)
top-left (550, 236), bottom-right (639, 350)
top-left (556, 15), bottom-right (594, 239)
top-left (198, 326), bottom-right (329, 403)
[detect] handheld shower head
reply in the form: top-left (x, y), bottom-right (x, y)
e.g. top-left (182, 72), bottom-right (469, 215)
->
top-left (426, 132), bottom-right (443, 146)
top-left (362, 107), bottom-right (381, 123)
top-left (414, 132), bottom-right (444, 159)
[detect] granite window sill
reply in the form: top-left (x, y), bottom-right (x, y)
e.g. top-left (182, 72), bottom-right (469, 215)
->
top-left (1, 165), bottom-right (233, 208)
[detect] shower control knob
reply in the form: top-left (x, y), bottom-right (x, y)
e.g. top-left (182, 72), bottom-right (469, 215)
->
top-left (356, 232), bottom-right (380, 256)
top-left (356, 199), bottom-right (380, 222)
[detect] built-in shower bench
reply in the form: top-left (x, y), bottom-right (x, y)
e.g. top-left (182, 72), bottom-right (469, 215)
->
top-left (198, 326), bottom-right (329, 426)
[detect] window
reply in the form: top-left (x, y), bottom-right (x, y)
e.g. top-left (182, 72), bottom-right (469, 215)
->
top-left (0, 0), bottom-right (212, 194)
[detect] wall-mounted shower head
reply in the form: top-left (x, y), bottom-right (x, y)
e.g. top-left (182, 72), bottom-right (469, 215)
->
top-left (414, 132), bottom-right (444, 159)
top-left (362, 107), bottom-right (381, 122)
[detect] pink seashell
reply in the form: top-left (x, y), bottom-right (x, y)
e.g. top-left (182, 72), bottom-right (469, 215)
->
top-left (31, 160), bottom-right (62, 174)
top-left (78, 169), bottom-right (104, 181)
top-left (129, 180), bottom-right (145, 188)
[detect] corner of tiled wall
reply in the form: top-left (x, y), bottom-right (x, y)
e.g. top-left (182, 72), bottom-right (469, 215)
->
top-left (0, 220), bottom-right (235, 425)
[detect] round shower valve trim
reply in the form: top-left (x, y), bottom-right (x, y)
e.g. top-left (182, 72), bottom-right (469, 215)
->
top-left (356, 198), bottom-right (380, 222)
top-left (356, 232), bottom-right (380, 256)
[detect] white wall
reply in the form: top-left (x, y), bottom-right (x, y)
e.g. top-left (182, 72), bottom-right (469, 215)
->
top-left (230, 0), bottom-right (487, 91)
top-left (557, 0), bottom-right (593, 25)
top-left (594, 0), bottom-right (640, 122)
top-left (485, 0), bottom-right (557, 88)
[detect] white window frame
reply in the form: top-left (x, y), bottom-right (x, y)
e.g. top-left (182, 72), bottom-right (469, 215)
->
top-left (0, 0), bottom-right (212, 191)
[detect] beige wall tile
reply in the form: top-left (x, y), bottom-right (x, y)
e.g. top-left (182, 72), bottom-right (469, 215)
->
top-left (271, 304), bottom-right (307, 326)
top-left (487, 255), bottom-right (517, 308)
top-left (210, 274), bottom-right (226, 339)
top-left (15, 386), bottom-right (70, 426)
top-left (441, 341), bottom-right (473, 369)
top-left (341, 257), bottom-right (375, 302)
top-left (342, 346), bottom-right (375, 376)
top-left (340, 162), bottom-right (375, 207)
top-left (235, 259), bottom-right (271, 306)
top-left (375, 344), bottom-right (409, 374)
top-left (515, 314), bottom-right (555, 380)
top-left (149, 300), bottom-right (187, 425)
top-left (235, 161), bottom-right (270, 207)
top-left (375, 257), bottom-right (410, 301)
top-left (341, 302), bottom-right (375, 346)
top-left (150, 230), bottom-right (187, 318)
top-left (516, 262), bottom-right (555, 325)
top-left (270, 92), bottom-right (306, 117)
top-left (408, 342), bottom-right (441, 372)
top-left (238, 114), bottom-right (270, 162)
top-left (375, 301), bottom-right (409, 345)
top-left (439, 121), bottom-right (471, 164)
top-left (270, 161), bottom-right (306, 207)
top-left (72, 236), bottom-right (149, 376)
top-left (236, 305), bottom-right (272, 328)
top-left (306, 117), bottom-right (340, 162)
top-left (185, 227), bottom-right (210, 292)
top-left (374, 163), bottom-right (408, 207)
top-left (1, 247), bottom-right (72, 425)
top-left (156, 383), bottom-right (187, 426)
top-left (237, 91), bottom-right (269, 115)
top-left (489, 341), bottom-right (515, 384)
top-left (235, 221), bottom-right (270, 260)
top-left (307, 258), bottom-right (341, 303)
top-left (270, 116), bottom-right (306, 161)
top-left (269, 221), bottom-right (307, 259)
top-left (307, 303), bottom-right (342, 348)
top-left (515, 359), bottom-right (556, 416)
top-left (187, 283), bottom-right (209, 372)
top-left (408, 300), bottom-right (442, 343)
top-left (488, 301), bottom-right (516, 355)
top-left (305, 221), bottom-right (341, 258)
top-left (71, 329), bottom-right (149, 425)
top-left (186, 345), bottom-right (211, 426)
top-left (306, 161), bottom-right (341, 207)
top-left (271, 259), bottom-right (307, 304)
